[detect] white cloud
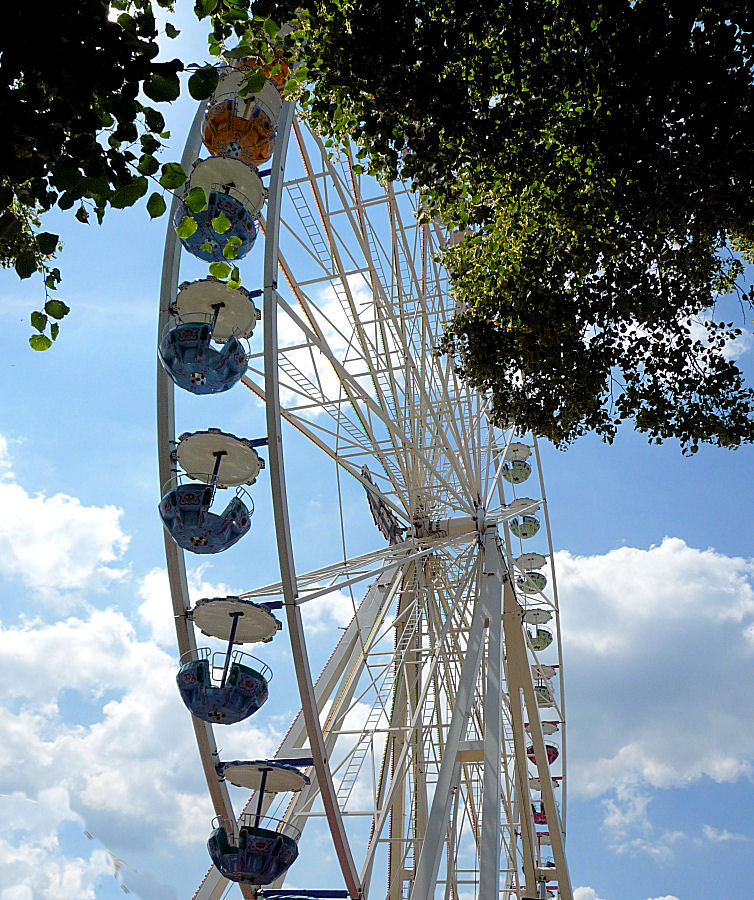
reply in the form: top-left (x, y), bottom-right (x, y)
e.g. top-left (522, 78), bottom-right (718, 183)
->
top-left (598, 783), bottom-right (685, 860)
top-left (0, 841), bottom-right (112, 900)
top-left (603, 783), bottom-right (651, 834)
top-left (702, 824), bottom-right (751, 843)
top-left (0, 479), bottom-right (129, 597)
top-left (137, 563), bottom-right (235, 646)
top-left (557, 539), bottom-right (754, 797)
top-left (688, 313), bottom-right (753, 361)
top-left (0, 604), bottom-right (283, 852)
top-left (275, 276), bottom-right (384, 417)
top-left (0, 434), bottom-right (12, 476)
top-left (646, 896), bottom-right (681, 900)
top-left (0, 788), bottom-right (113, 900)
top-left (300, 588), bottom-right (358, 635)
top-left (574, 889), bottom-right (608, 900)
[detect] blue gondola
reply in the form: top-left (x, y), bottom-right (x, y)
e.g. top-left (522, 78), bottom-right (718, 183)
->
top-left (174, 156), bottom-right (265, 263)
top-left (158, 481), bottom-right (251, 553)
top-left (208, 814), bottom-right (300, 885)
top-left (516, 571), bottom-right (547, 594)
top-left (502, 459), bottom-right (532, 484)
top-left (510, 514), bottom-right (540, 540)
top-left (174, 188), bottom-right (258, 263)
top-left (526, 626), bottom-right (553, 651)
top-left (158, 320), bottom-right (248, 394)
top-left (177, 647), bottom-right (270, 724)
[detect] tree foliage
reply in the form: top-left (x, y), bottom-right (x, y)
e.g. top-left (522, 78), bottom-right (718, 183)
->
top-left (0, 0), bottom-right (184, 347)
top-left (6, 0), bottom-right (754, 452)
top-left (244, 0), bottom-right (754, 451)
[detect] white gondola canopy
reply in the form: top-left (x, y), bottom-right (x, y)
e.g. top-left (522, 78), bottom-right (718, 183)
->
top-left (188, 155), bottom-right (266, 217)
top-left (506, 497), bottom-right (541, 516)
top-left (523, 607), bottom-right (553, 625)
top-left (219, 760), bottom-right (311, 793)
top-left (526, 721), bottom-right (560, 736)
top-left (516, 552), bottom-right (547, 571)
top-left (175, 429), bottom-right (265, 487)
top-left (532, 664), bottom-right (558, 680)
top-left (503, 441), bottom-right (531, 461)
top-left (173, 278), bottom-right (260, 341)
top-left (191, 597), bottom-right (281, 644)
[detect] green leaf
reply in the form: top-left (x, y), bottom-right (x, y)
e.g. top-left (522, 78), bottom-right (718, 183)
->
top-left (31, 311), bottom-right (48, 332)
top-left (200, 241), bottom-right (212, 253)
top-left (110, 177), bottom-right (148, 209)
top-left (146, 192), bottom-right (167, 218)
top-left (36, 232), bottom-right (59, 255)
top-left (140, 135), bottom-right (161, 155)
top-left (240, 70), bottom-right (266, 96)
top-left (176, 215), bottom-right (198, 238)
top-left (159, 163), bottom-right (187, 189)
top-left (143, 72), bottom-right (180, 103)
top-left (201, 0), bottom-right (219, 13)
top-left (137, 154), bottom-right (160, 175)
top-left (209, 261), bottom-right (231, 279)
top-left (222, 235), bottom-right (242, 259)
top-left (211, 211), bottom-right (231, 233)
top-left (143, 108), bottom-right (165, 134)
top-left (227, 265), bottom-right (242, 289)
top-left (165, 22), bottom-right (180, 38)
top-left (29, 334), bottom-right (53, 351)
top-left (44, 299), bottom-right (70, 319)
top-left (15, 251), bottom-right (37, 279)
top-left (51, 157), bottom-right (82, 192)
top-left (263, 18), bottom-right (279, 40)
top-left (75, 205), bottom-right (90, 224)
top-left (50, 323), bottom-right (59, 341)
top-left (0, 184), bottom-right (14, 210)
top-left (185, 186), bottom-right (208, 213)
top-left (188, 66), bottom-right (220, 101)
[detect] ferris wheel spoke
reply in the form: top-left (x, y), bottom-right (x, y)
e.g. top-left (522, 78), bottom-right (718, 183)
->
top-left (290, 121), bottom-right (487, 507)
top-left (258, 286), bottom-right (474, 512)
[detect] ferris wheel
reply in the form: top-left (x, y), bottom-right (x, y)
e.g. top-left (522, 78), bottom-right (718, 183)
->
top-left (156, 55), bottom-right (573, 900)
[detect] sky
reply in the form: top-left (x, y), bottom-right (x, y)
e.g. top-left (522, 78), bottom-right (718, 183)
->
top-left (1, 9), bottom-right (753, 900)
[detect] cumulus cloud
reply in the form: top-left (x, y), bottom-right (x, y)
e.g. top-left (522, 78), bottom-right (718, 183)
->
top-left (0, 839), bottom-right (112, 900)
top-left (137, 564), bottom-right (235, 646)
top-left (558, 538), bottom-right (754, 798)
top-left (0, 476), bottom-right (129, 597)
top-left (300, 588), bottom-right (359, 635)
top-left (599, 783), bottom-right (685, 860)
top-left (0, 605), bottom-right (282, 898)
top-left (0, 787), bottom-right (113, 899)
top-left (574, 889), bottom-right (608, 900)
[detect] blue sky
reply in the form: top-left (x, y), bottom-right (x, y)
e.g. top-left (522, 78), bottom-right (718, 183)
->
top-left (0, 9), bottom-right (753, 900)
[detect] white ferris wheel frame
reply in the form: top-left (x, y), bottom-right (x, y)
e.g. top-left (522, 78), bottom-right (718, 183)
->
top-left (157, 99), bottom-right (573, 900)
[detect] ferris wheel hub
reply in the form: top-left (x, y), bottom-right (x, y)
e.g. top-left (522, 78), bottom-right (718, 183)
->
top-left (410, 514), bottom-right (480, 540)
